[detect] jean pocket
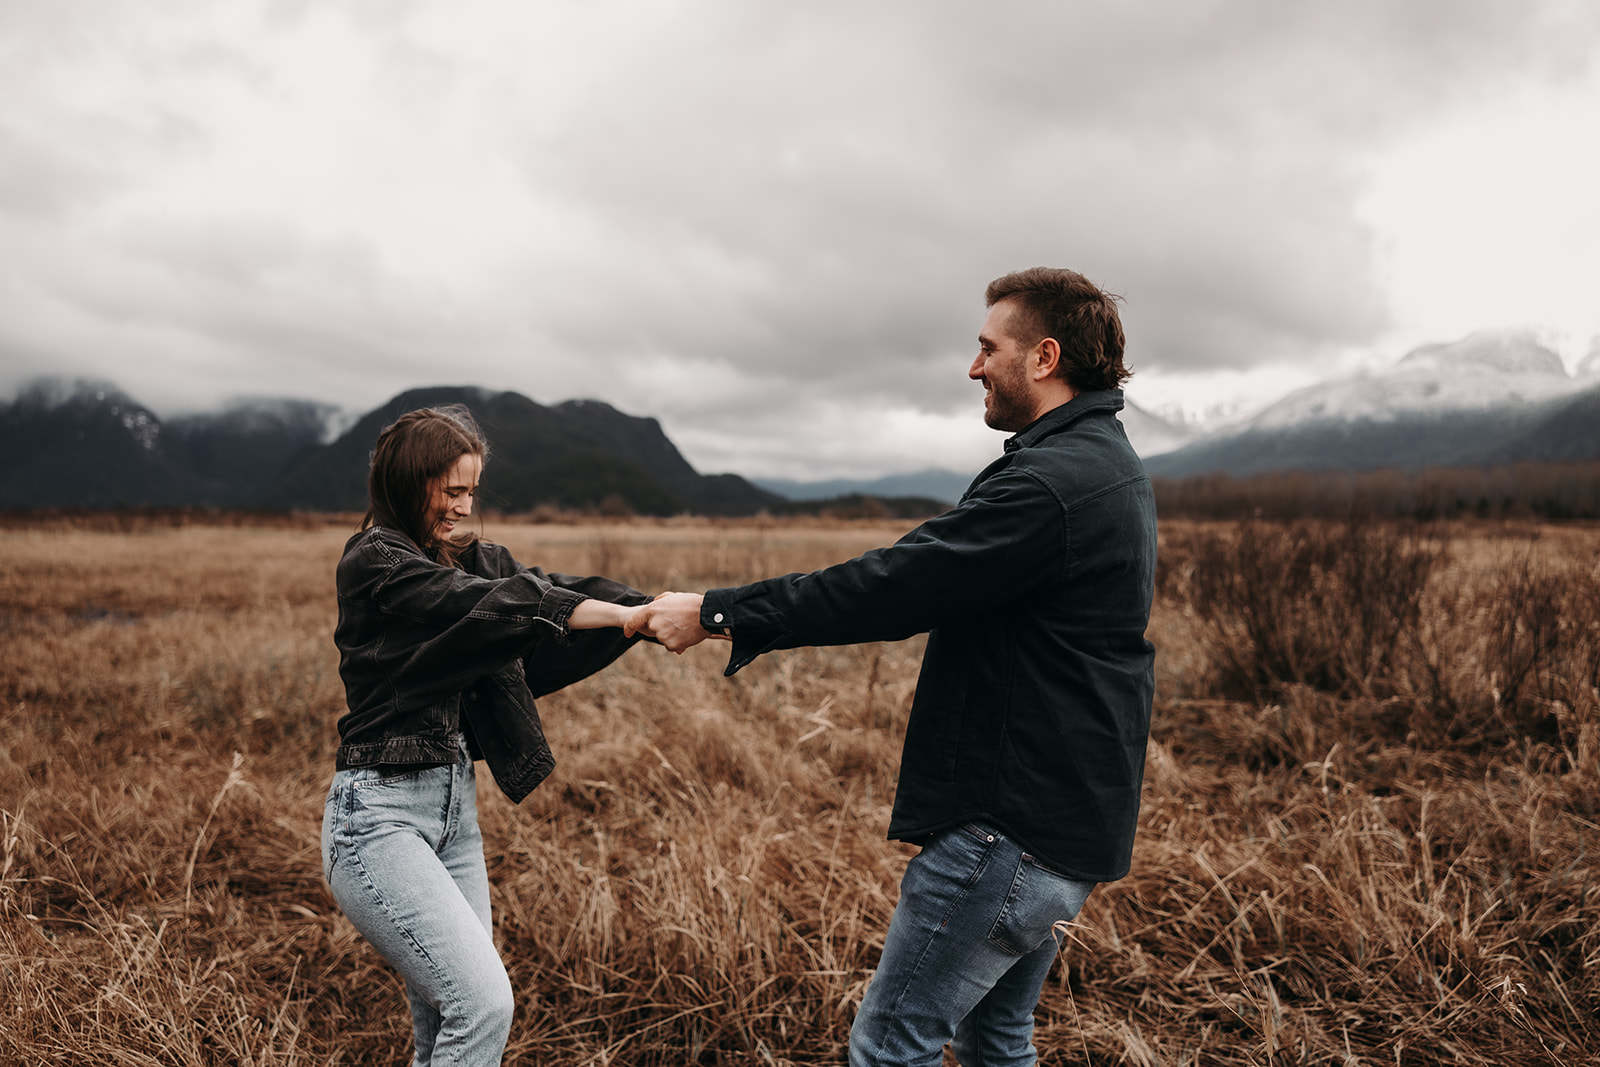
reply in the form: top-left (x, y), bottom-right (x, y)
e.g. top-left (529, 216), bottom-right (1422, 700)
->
top-left (941, 824), bottom-right (1000, 886)
top-left (347, 765), bottom-right (442, 801)
top-left (986, 855), bottom-right (1097, 956)
top-left (351, 769), bottom-right (423, 787)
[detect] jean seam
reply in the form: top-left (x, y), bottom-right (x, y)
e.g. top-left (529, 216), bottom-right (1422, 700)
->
top-left (440, 754), bottom-right (473, 852)
top-left (324, 782), bottom-right (344, 881)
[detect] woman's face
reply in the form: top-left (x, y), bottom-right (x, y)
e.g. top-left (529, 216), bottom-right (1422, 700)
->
top-left (426, 452), bottom-right (482, 545)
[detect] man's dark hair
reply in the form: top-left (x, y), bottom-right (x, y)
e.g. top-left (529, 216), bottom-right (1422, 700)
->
top-left (985, 267), bottom-right (1130, 392)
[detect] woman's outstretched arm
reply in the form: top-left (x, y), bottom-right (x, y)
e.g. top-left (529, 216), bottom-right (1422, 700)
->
top-left (567, 597), bottom-right (636, 630)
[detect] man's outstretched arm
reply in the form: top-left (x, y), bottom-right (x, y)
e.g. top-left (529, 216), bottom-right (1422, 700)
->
top-left (633, 465), bottom-right (1065, 673)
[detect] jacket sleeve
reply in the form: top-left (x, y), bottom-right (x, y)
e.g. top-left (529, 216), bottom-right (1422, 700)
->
top-left (521, 568), bottom-right (654, 696)
top-left (339, 532), bottom-right (589, 694)
top-left (701, 465), bottom-right (1065, 676)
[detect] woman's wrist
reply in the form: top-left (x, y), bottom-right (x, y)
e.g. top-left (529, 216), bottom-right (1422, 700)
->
top-left (567, 597), bottom-right (630, 631)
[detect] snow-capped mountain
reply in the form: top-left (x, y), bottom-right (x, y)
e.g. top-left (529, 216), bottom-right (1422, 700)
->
top-left (1578, 336), bottom-right (1600, 378)
top-left (1145, 329), bottom-right (1600, 477)
top-left (1118, 399), bottom-right (1197, 458)
top-left (1246, 329), bottom-right (1583, 431)
top-left (1399, 328), bottom-right (1568, 376)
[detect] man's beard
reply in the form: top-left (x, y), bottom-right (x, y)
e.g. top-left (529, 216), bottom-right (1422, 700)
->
top-left (983, 372), bottom-right (1034, 432)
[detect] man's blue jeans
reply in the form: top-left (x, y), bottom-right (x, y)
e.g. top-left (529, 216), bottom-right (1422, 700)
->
top-left (849, 823), bottom-right (1097, 1067)
top-left (322, 740), bottom-right (514, 1067)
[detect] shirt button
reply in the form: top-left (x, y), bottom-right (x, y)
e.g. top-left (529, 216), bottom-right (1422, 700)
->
top-left (985, 835), bottom-right (995, 843)
top-left (713, 613), bottom-right (724, 624)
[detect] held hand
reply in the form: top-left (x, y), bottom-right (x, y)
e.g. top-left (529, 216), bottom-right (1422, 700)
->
top-left (625, 592), bottom-right (714, 654)
top-left (622, 601), bottom-right (658, 640)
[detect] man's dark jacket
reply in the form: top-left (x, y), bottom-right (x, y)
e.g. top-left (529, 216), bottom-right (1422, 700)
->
top-left (701, 390), bottom-right (1157, 882)
top-left (334, 526), bottom-right (650, 802)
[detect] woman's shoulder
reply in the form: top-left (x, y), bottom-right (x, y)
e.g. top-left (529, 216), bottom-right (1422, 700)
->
top-left (342, 524), bottom-right (421, 556)
top-left (337, 525), bottom-right (426, 579)
top-left (459, 536), bottom-right (524, 579)
top-left (337, 527), bottom-right (523, 581)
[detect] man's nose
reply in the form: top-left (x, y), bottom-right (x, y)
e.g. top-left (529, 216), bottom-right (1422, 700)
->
top-left (968, 353), bottom-right (985, 380)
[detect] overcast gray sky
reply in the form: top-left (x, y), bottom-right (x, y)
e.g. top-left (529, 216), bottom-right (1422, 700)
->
top-left (2, 0), bottom-right (1598, 479)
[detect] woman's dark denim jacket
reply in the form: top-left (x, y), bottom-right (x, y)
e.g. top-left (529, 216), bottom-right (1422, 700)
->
top-left (333, 525), bottom-right (650, 803)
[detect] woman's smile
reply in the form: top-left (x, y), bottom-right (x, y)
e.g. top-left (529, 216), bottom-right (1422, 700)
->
top-left (428, 453), bottom-right (482, 545)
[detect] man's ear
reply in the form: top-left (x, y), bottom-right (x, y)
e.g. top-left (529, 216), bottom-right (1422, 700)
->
top-left (1032, 337), bottom-right (1062, 381)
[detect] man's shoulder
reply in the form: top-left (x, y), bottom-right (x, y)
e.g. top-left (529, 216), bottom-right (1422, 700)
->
top-left (1006, 411), bottom-right (1147, 499)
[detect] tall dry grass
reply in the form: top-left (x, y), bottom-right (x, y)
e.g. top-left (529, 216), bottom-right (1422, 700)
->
top-left (1, 516), bottom-right (1596, 1065)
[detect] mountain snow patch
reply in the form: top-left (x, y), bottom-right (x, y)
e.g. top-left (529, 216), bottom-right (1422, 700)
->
top-left (1245, 329), bottom-right (1586, 430)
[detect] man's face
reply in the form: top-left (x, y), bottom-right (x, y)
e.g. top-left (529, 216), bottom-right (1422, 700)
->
top-left (970, 300), bottom-right (1039, 432)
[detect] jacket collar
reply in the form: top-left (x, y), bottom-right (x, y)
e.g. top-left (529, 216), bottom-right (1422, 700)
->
top-left (1003, 389), bottom-right (1125, 453)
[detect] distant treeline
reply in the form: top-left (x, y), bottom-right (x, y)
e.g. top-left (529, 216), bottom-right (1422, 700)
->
top-left (1153, 461), bottom-right (1600, 520)
top-left (0, 492), bottom-right (950, 532)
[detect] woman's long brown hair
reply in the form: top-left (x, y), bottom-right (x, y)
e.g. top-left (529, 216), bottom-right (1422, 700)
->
top-left (360, 405), bottom-right (488, 568)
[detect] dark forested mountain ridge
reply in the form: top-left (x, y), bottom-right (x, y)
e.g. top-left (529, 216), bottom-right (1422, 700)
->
top-left (0, 380), bottom-right (784, 515)
top-left (259, 386), bottom-right (783, 515)
top-left (0, 379), bottom-right (205, 507)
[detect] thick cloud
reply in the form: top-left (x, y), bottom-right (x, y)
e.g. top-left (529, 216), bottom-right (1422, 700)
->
top-left (1, 0), bottom-right (1596, 476)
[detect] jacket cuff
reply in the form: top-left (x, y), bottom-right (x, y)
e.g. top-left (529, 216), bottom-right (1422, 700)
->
top-left (542, 586), bottom-right (589, 644)
top-left (702, 587), bottom-right (784, 677)
top-left (701, 588), bottom-right (735, 636)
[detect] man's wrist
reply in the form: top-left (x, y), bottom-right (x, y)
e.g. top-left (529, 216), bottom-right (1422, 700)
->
top-left (700, 590), bottom-right (733, 636)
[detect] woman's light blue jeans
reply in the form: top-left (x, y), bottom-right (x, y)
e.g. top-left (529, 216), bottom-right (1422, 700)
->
top-left (849, 822), bottom-right (1097, 1067)
top-left (322, 740), bottom-right (514, 1067)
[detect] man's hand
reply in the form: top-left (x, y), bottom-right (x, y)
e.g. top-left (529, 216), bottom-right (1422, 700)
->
top-left (624, 592), bottom-right (719, 654)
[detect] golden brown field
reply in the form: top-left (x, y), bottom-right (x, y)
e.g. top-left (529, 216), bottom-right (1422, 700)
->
top-left (1, 515), bottom-right (1596, 1065)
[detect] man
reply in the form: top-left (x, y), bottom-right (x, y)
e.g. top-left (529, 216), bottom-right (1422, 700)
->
top-left (631, 267), bottom-right (1157, 1067)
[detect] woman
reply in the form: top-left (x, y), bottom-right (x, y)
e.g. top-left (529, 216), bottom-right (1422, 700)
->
top-left (322, 405), bottom-right (649, 1065)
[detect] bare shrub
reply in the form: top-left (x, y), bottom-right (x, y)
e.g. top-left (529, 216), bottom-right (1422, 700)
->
top-left (1178, 520), bottom-right (1440, 702)
top-left (1408, 541), bottom-right (1600, 769)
